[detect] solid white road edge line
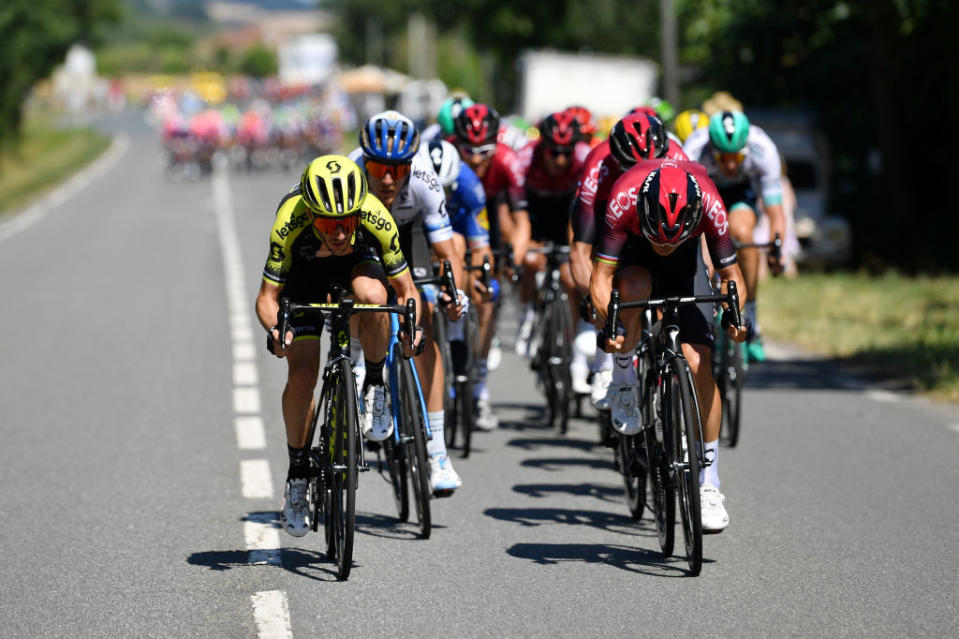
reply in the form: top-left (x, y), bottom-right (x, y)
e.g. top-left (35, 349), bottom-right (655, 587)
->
top-left (251, 591), bottom-right (293, 639)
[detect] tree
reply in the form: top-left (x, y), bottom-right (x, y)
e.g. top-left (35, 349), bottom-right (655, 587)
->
top-left (0, 0), bottom-right (120, 149)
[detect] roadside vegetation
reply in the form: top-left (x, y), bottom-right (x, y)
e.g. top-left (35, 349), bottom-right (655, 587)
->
top-left (0, 114), bottom-right (110, 216)
top-left (761, 272), bottom-right (959, 401)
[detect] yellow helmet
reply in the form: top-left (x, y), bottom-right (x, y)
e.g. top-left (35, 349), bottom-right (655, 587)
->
top-left (674, 109), bottom-right (709, 143)
top-left (299, 154), bottom-right (368, 216)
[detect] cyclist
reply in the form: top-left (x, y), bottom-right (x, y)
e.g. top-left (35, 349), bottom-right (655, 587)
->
top-left (255, 155), bottom-right (422, 537)
top-left (570, 112), bottom-right (688, 407)
top-left (589, 159), bottom-right (748, 533)
top-left (349, 110), bottom-right (466, 493)
top-left (425, 139), bottom-right (500, 430)
top-left (422, 95), bottom-right (474, 142)
top-left (565, 105), bottom-right (601, 148)
top-left (513, 110), bottom-right (592, 392)
top-left (451, 103), bottom-right (531, 273)
top-left (673, 109), bottom-right (709, 144)
top-left (683, 110), bottom-right (786, 362)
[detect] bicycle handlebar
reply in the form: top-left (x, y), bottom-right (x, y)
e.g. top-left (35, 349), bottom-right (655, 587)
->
top-left (413, 259), bottom-right (461, 308)
top-left (734, 232), bottom-right (782, 262)
top-left (277, 297), bottom-right (417, 351)
top-left (604, 281), bottom-right (743, 339)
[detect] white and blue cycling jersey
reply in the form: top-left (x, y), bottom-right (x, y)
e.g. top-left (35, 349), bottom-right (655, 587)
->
top-left (683, 124), bottom-right (784, 208)
top-left (446, 163), bottom-right (491, 248)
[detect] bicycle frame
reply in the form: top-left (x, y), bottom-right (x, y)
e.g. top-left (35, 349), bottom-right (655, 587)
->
top-left (386, 310), bottom-right (432, 444)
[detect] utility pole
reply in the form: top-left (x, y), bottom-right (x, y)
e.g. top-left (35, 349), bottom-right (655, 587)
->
top-left (660, 0), bottom-right (680, 106)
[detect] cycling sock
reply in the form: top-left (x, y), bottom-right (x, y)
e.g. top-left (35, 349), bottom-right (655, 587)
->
top-left (474, 360), bottom-right (489, 400)
top-left (363, 357), bottom-right (385, 388)
top-left (426, 410), bottom-right (445, 456)
top-left (287, 445), bottom-right (309, 479)
top-left (612, 354), bottom-right (636, 384)
top-left (593, 348), bottom-right (613, 372)
top-left (701, 440), bottom-right (720, 488)
top-left (447, 316), bottom-right (465, 341)
top-left (521, 303), bottom-right (535, 327)
top-left (574, 318), bottom-right (596, 359)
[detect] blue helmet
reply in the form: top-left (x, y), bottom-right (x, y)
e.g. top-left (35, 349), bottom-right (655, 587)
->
top-left (360, 110), bottom-right (420, 162)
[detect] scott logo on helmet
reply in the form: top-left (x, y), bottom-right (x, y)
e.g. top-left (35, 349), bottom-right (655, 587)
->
top-left (326, 160), bottom-right (341, 173)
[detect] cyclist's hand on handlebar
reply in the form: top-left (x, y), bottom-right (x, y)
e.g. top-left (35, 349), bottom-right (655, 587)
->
top-left (767, 251), bottom-right (785, 277)
top-left (472, 277), bottom-right (492, 301)
top-left (399, 325), bottom-right (424, 358)
top-left (267, 326), bottom-right (294, 358)
top-left (440, 289), bottom-right (468, 320)
top-left (722, 311), bottom-right (751, 344)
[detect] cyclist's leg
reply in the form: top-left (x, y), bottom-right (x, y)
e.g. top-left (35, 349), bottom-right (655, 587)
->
top-left (350, 260), bottom-right (394, 441)
top-left (516, 239), bottom-right (545, 355)
top-left (413, 291), bottom-right (462, 490)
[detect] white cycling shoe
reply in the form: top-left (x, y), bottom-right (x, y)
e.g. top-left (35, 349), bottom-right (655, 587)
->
top-left (280, 478), bottom-right (310, 537)
top-left (361, 384), bottom-right (393, 442)
top-left (429, 453), bottom-right (462, 493)
top-left (608, 383), bottom-right (641, 435)
top-left (474, 397), bottom-right (499, 431)
top-left (700, 482), bottom-right (729, 533)
top-left (591, 368), bottom-right (613, 410)
top-left (571, 360), bottom-right (591, 395)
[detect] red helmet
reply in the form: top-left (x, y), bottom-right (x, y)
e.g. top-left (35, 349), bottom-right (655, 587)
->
top-left (609, 113), bottom-right (668, 167)
top-left (454, 103), bottom-right (500, 146)
top-left (628, 105), bottom-right (660, 118)
top-left (564, 105), bottom-right (597, 138)
top-left (638, 165), bottom-right (703, 245)
top-left (538, 111), bottom-right (582, 149)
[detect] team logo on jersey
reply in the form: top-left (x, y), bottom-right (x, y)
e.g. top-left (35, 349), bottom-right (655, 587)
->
top-left (704, 196), bottom-right (728, 235)
top-left (269, 242), bottom-right (285, 263)
top-left (477, 208), bottom-right (489, 230)
top-left (608, 185), bottom-right (638, 220)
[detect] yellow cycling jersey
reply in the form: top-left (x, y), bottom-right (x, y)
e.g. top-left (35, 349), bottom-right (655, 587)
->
top-left (262, 186), bottom-right (409, 285)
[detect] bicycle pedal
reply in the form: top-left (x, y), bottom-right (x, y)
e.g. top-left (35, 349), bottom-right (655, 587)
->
top-left (432, 488), bottom-right (455, 499)
top-left (358, 465), bottom-right (371, 473)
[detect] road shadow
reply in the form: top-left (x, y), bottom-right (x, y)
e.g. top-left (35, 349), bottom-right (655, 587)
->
top-left (508, 436), bottom-right (599, 452)
top-left (520, 456), bottom-right (616, 472)
top-left (506, 542), bottom-right (708, 577)
top-left (354, 511), bottom-right (444, 540)
top-left (484, 506), bottom-right (648, 536)
top-left (187, 548), bottom-right (342, 582)
top-left (512, 482), bottom-right (623, 504)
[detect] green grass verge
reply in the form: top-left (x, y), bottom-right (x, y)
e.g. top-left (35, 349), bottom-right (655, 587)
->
top-left (761, 272), bottom-right (959, 401)
top-left (0, 119), bottom-right (111, 216)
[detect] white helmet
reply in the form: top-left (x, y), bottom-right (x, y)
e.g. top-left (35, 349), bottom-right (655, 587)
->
top-left (426, 139), bottom-right (460, 188)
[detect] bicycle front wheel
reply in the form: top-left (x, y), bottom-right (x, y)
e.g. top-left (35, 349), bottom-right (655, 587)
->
top-left (383, 434), bottom-right (409, 522)
top-left (718, 337), bottom-right (743, 447)
top-left (329, 358), bottom-right (358, 580)
top-left (667, 357), bottom-right (703, 576)
top-left (546, 298), bottom-right (574, 434)
top-left (397, 346), bottom-right (431, 538)
top-left (645, 374), bottom-right (674, 557)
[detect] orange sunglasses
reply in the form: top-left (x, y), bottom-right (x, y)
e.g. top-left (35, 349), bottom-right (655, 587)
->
top-left (312, 213), bottom-right (359, 235)
top-left (365, 159), bottom-right (411, 180)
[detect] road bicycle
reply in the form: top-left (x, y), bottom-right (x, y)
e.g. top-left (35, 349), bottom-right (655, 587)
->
top-left (605, 281), bottom-right (742, 576)
top-left (713, 234), bottom-right (778, 447)
top-left (276, 295), bottom-right (416, 579)
top-left (379, 294), bottom-right (434, 537)
top-left (527, 243), bottom-right (575, 434)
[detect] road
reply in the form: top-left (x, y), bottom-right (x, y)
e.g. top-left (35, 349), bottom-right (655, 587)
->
top-left (1, 117), bottom-right (957, 638)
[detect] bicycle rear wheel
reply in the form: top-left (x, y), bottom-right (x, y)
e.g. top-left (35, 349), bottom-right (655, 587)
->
top-left (619, 431), bottom-right (646, 521)
top-left (645, 375), bottom-right (675, 557)
top-left (397, 346), bottom-right (431, 538)
top-left (456, 306), bottom-right (478, 457)
top-left (383, 434), bottom-right (409, 522)
top-left (328, 358), bottom-right (358, 580)
top-left (668, 357), bottom-right (703, 576)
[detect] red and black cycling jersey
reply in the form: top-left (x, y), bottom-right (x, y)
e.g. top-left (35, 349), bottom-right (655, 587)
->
top-left (573, 140), bottom-right (689, 246)
top-left (522, 139), bottom-right (591, 197)
top-left (595, 159), bottom-right (737, 270)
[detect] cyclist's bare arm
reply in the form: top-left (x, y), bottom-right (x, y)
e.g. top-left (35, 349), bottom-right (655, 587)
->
top-left (388, 267), bottom-right (423, 355)
top-left (430, 237), bottom-right (467, 320)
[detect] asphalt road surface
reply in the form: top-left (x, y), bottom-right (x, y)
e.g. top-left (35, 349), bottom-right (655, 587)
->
top-left (1, 116), bottom-right (956, 638)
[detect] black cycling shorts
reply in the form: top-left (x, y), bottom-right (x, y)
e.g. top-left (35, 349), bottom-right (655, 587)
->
top-left (718, 182), bottom-right (759, 218)
top-left (617, 240), bottom-right (715, 349)
top-left (528, 191), bottom-right (575, 247)
top-left (281, 247), bottom-right (381, 340)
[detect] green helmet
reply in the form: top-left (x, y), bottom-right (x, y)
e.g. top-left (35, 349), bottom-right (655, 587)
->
top-left (437, 97), bottom-right (474, 136)
top-left (647, 97), bottom-right (675, 123)
top-left (708, 110), bottom-right (750, 153)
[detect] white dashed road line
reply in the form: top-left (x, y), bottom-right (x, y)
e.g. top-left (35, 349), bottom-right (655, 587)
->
top-left (212, 166), bottom-right (288, 635)
top-left (251, 591), bottom-right (293, 639)
top-left (865, 389), bottom-right (900, 403)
